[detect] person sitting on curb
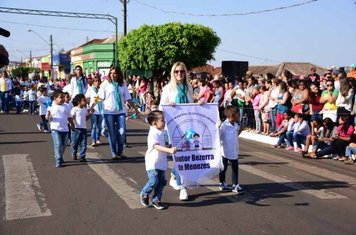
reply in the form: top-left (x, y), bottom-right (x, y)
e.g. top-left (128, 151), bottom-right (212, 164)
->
top-left (285, 113), bottom-right (310, 153)
top-left (302, 118), bottom-right (323, 156)
top-left (271, 110), bottom-right (294, 148)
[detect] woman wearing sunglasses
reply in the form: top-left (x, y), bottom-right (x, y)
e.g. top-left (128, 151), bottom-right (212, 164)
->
top-left (159, 62), bottom-right (194, 201)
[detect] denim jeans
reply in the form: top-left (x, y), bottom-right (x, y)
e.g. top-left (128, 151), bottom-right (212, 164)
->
top-left (277, 132), bottom-right (287, 146)
top-left (15, 101), bottom-right (22, 114)
top-left (71, 128), bottom-right (87, 159)
top-left (141, 169), bottom-right (166, 203)
top-left (172, 167), bottom-right (182, 186)
top-left (104, 113), bottom-right (126, 156)
top-left (239, 107), bottom-right (244, 125)
top-left (29, 101), bottom-right (36, 114)
top-left (40, 115), bottom-right (49, 131)
top-left (345, 146), bottom-right (356, 157)
top-left (269, 107), bottom-right (277, 133)
top-left (90, 114), bottom-right (102, 143)
top-left (1, 91), bottom-right (10, 113)
top-left (293, 132), bottom-right (306, 149)
top-left (286, 131), bottom-right (294, 147)
top-left (254, 109), bottom-right (261, 132)
top-left (51, 130), bottom-right (68, 167)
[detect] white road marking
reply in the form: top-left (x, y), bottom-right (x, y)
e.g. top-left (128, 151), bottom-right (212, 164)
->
top-left (240, 165), bottom-right (347, 199)
top-left (86, 152), bottom-right (141, 209)
top-left (3, 154), bottom-right (52, 220)
top-left (140, 151), bottom-right (348, 200)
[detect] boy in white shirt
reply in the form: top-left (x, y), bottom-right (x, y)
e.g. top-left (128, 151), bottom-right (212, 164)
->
top-left (37, 87), bottom-right (51, 132)
top-left (70, 94), bottom-right (90, 162)
top-left (46, 90), bottom-right (74, 168)
top-left (219, 105), bottom-right (244, 194)
top-left (140, 110), bottom-right (177, 210)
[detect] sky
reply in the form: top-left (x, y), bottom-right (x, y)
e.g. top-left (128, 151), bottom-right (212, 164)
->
top-left (1, 0), bottom-right (356, 68)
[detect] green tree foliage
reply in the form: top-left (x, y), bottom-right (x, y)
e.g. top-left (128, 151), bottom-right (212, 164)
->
top-left (11, 67), bottom-right (41, 78)
top-left (118, 22), bottom-right (221, 71)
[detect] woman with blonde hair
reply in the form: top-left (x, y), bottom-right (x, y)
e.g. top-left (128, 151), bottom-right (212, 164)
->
top-left (159, 62), bottom-right (193, 201)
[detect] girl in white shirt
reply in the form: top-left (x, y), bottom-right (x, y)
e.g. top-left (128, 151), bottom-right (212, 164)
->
top-left (70, 94), bottom-right (90, 162)
top-left (219, 105), bottom-right (244, 194)
top-left (85, 76), bottom-right (103, 146)
top-left (46, 90), bottom-right (74, 168)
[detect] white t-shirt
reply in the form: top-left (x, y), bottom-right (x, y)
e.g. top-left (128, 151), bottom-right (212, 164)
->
top-left (37, 95), bottom-right (51, 115)
top-left (85, 86), bottom-right (101, 115)
top-left (71, 107), bottom-right (88, 129)
top-left (220, 119), bottom-right (240, 160)
top-left (48, 103), bottom-right (71, 131)
top-left (98, 81), bottom-right (132, 114)
top-left (28, 90), bottom-right (36, 101)
top-left (268, 87), bottom-right (279, 108)
top-left (145, 126), bottom-right (168, 171)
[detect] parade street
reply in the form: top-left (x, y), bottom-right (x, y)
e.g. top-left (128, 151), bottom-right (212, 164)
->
top-left (1, 113), bottom-right (356, 235)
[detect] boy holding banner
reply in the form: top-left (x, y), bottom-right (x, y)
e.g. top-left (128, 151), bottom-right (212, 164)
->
top-left (219, 105), bottom-right (244, 194)
top-left (140, 111), bottom-right (177, 210)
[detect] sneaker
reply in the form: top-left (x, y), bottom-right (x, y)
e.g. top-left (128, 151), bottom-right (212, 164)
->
top-left (179, 188), bottom-right (188, 201)
top-left (285, 146), bottom-right (294, 151)
top-left (118, 154), bottom-right (127, 159)
top-left (232, 184), bottom-right (244, 194)
top-left (43, 130), bottom-right (51, 133)
top-left (91, 142), bottom-right (96, 147)
top-left (36, 124), bottom-right (42, 131)
top-left (95, 140), bottom-right (101, 145)
top-left (152, 200), bottom-right (167, 210)
top-left (169, 175), bottom-right (181, 190)
top-left (218, 182), bottom-right (230, 191)
top-left (112, 155), bottom-right (119, 160)
top-left (72, 155), bottom-right (77, 160)
top-left (294, 148), bottom-right (303, 153)
top-left (345, 158), bottom-right (355, 165)
top-left (140, 194), bottom-right (149, 207)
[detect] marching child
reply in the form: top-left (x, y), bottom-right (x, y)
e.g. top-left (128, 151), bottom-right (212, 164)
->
top-left (37, 87), bottom-right (51, 132)
top-left (63, 92), bottom-right (73, 145)
top-left (46, 90), bottom-right (74, 168)
top-left (70, 94), bottom-right (90, 162)
top-left (219, 105), bottom-right (244, 194)
top-left (140, 110), bottom-right (177, 210)
top-left (28, 84), bottom-right (37, 115)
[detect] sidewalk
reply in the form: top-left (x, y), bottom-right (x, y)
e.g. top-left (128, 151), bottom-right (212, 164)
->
top-left (240, 131), bottom-right (277, 146)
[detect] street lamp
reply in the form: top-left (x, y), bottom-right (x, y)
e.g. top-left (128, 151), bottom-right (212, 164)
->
top-left (28, 29), bottom-right (53, 80)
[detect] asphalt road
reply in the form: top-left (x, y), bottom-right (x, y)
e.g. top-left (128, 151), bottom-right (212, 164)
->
top-left (0, 113), bottom-right (356, 235)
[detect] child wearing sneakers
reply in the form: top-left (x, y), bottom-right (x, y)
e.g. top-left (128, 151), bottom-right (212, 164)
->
top-left (37, 87), bottom-right (51, 132)
top-left (219, 105), bottom-right (244, 194)
top-left (70, 94), bottom-right (90, 162)
top-left (46, 90), bottom-right (74, 168)
top-left (140, 110), bottom-right (177, 210)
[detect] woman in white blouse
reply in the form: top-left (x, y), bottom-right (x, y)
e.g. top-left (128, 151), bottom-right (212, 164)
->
top-left (98, 67), bottom-right (138, 159)
top-left (159, 62), bottom-right (193, 201)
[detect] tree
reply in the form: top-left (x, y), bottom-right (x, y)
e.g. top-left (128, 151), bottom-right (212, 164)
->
top-left (118, 22), bottom-right (221, 72)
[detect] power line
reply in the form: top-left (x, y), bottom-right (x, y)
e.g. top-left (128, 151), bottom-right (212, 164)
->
top-left (132, 0), bottom-right (318, 17)
top-left (217, 48), bottom-right (281, 63)
top-left (0, 19), bottom-right (114, 33)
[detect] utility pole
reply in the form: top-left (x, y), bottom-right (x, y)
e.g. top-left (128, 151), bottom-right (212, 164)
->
top-left (123, 0), bottom-right (128, 36)
top-left (29, 50), bottom-right (32, 67)
top-left (50, 34), bottom-right (53, 81)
